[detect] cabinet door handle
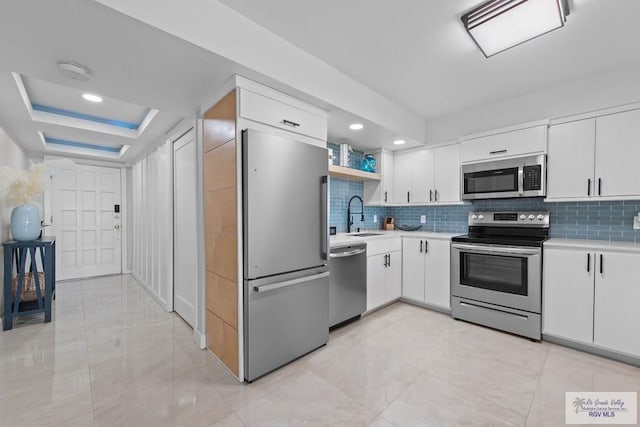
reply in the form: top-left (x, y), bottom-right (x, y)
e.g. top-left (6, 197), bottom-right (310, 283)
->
top-left (587, 178), bottom-right (591, 196)
top-left (586, 253), bottom-right (590, 272)
top-left (384, 191), bottom-right (387, 203)
top-left (435, 189), bottom-right (438, 202)
top-left (282, 119), bottom-right (300, 128)
top-left (425, 240), bottom-right (429, 254)
top-left (600, 254), bottom-right (603, 274)
top-left (407, 191), bottom-right (410, 203)
top-left (388, 253), bottom-right (391, 267)
top-left (489, 149), bottom-right (507, 155)
top-left (383, 254), bottom-right (388, 267)
top-left (420, 240), bottom-right (423, 253)
top-left (598, 178), bottom-right (602, 196)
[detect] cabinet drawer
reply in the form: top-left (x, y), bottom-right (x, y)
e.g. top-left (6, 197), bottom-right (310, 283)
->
top-left (461, 126), bottom-right (546, 163)
top-left (366, 238), bottom-right (402, 256)
top-left (239, 89), bottom-right (327, 141)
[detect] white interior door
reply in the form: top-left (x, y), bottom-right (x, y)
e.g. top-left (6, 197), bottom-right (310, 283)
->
top-left (173, 129), bottom-right (197, 326)
top-left (52, 164), bottom-right (122, 280)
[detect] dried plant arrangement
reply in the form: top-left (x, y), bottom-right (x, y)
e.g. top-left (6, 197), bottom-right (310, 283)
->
top-left (0, 159), bottom-right (75, 206)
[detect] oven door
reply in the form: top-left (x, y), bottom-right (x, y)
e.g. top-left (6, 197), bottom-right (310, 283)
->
top-left (451, 243), bottom-right (541, 313)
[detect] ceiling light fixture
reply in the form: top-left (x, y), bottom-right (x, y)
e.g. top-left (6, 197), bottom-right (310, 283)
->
top-left (56, 60), bottom-right (92, 82)
top-left (462, 0), bottom-right (569, 58)
top-left (349, 123), bottom-right (364, 130)
top-left (393, 139), bottom-right (406, 145)
top-left (82, 93), bottom-right (103, 103)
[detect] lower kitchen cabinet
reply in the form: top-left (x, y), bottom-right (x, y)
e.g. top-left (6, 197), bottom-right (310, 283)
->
top-left (401, 237), bottom-right (450, 309)
top-left (543, 245), bottom-right (640, 358)
top-left (543, 247), bottom-right (594, 344)
top-left (366, 238), bottom-right (402, 311)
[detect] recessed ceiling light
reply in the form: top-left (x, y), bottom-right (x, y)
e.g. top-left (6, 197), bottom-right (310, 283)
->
top-left (82, 93), bottom-right (103, 103)
top-left (393, 139), bottom-right (406, 145)
top-left (349, 123), bottom-right (364, 131)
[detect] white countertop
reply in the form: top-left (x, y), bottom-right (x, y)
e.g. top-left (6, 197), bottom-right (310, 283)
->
top-left (330, 230), bottom-right (459, 249)
top-left (545, 238), bottom-right (640, 253)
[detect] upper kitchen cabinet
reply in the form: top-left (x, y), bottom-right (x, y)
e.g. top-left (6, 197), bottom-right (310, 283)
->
top-left (547, 107), bottom-right (640, 201)
top-left (546, 119), bottom-right (596, 199)
top-left (595, 108), bottom-right (640, 198)
top-left (460, 122), bottom-right (547, 163)
top-left (433, 143), bottom-right (460, 203)
top-left (393, 149), bottom-right (433, 204)
top-left (363, 149), bottom-right (394, 205)
top-left (392, 143), bottom-right (461, 205)
top-left (236, 76), bottom-right (328, 147)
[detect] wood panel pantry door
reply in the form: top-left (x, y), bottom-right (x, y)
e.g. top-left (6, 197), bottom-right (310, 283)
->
top-left (51, 163), bottom-right (122, 280)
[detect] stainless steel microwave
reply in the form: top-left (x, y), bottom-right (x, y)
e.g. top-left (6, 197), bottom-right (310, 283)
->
top-left (461, 154), bottom-right (546, 200)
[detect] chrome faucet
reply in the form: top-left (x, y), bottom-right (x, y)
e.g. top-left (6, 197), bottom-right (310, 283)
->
top-left (347, 195), bottom-right (364, 233)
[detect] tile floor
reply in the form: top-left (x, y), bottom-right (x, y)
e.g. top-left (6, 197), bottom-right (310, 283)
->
top-left (1, 274), bottom-right (639, 426)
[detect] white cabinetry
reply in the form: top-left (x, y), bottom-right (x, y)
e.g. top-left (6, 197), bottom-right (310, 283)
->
top-left (401, 237), bottom-right (450, 310)
top-left (393, 144), bottom-right (461, 205)
top-left (543, 244), bottom-right (640, 358)
top-left (543, 247), bottom-right (594, 344)
top-left (460, 124), bottom-right (547, 163)
top-left (595, 109), bottom-right (640, 198)
top-left (433, 144), bottom-right (460, 203)
top-left (547, 108), bottom-right (640, 200)
top-left (547, 119), bottom-right (596, 199)
top-left (363, 150), bottom-right (394, 205)
top-left (366, 238), bottom-right (402, 311)
top-left (593, 251), bottom-right (640, 356)
top-left (393, 150), bottom-right (432, 204)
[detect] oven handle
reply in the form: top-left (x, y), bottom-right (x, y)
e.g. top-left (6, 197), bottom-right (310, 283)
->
top-left (452, 243), bottom-right (540, 256)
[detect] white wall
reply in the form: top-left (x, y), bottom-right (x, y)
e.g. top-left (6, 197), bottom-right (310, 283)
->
top-left (426, 62), bottom-right (640, 143)
top-left (131, 139), bottom-right (173, 310)
top-left (0, 126), bottom-right (27, 322)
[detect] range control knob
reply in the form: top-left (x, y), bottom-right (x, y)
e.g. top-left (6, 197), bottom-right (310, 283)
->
top-left (519, 214), bottom-right (527, 220)
top-left (478, 215), bottom-right (485, 220)
top-left (536, 214), bottom-right (545, 220)
top-left (528, 214), bottom-right (536, 220)
top-left (471, 214), bottom-right (478, 220)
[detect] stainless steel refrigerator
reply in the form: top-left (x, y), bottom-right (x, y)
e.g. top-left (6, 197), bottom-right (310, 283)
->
top-left (242, 129), bottom-right (330, 382)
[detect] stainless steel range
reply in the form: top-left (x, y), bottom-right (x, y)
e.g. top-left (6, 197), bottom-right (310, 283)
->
top-left (451, 211), bottom-right (549, 340)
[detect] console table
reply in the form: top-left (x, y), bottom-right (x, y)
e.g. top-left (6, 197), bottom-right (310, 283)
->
top-left (3, 237), bottom-right (56, 330)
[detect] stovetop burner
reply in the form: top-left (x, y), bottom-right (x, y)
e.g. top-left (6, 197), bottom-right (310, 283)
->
top-left (452, 211), bottom-right (550, 247)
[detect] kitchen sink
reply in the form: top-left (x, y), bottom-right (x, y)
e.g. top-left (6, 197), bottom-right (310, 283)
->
top-left (351, 233), bottom-right (383, 237)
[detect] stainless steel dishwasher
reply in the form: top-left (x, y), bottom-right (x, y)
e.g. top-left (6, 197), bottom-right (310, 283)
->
top-left (329, 244), bottom-right (367, 328)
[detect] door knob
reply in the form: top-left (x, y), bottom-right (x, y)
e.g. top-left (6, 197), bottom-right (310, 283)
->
top-left (114, 224), bottom-right (120, 230)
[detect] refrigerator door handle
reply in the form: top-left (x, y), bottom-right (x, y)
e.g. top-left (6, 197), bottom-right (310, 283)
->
top-left (321, 175), bottom-right (329, 260)
top-left (254, 271), bottom-right (330, 293)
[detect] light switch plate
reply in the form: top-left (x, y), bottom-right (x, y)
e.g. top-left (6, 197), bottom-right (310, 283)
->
top-left (420, 215), bottom-right (426, 224)
top-left (373, 215), bottom-right (378, 223)
top-left (634, 214), bottom-right (640, 230)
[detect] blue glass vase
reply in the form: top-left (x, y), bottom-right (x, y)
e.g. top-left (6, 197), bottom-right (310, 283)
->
top-left (10, 204), bottom-right (41, 241)
top-left (362, 154), bottom-right (376, 172)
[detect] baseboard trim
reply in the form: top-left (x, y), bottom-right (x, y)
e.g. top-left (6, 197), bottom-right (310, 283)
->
top-left (399, 297), bottom-right (452, 315)
top-left (542, 333), bottom-right (640, 368)
top-left (193, 328), bottom-right (206, 349)
top-left (131, 273), bottom-right (171, 312)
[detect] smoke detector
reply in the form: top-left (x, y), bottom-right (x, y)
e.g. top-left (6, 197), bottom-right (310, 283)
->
top-left (56, 61), bottom-right (92, 82)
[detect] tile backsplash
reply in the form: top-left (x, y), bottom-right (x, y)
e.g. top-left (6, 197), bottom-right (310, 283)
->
top-left (327, 143), bottom-right (640, 242)
top-left (329, 176), bottom-right (640, 241)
